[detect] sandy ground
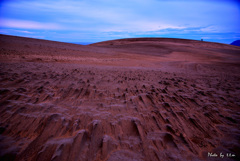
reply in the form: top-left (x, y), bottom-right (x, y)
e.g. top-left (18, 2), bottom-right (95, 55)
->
top-left (0, 34), bottom-right (240, 161)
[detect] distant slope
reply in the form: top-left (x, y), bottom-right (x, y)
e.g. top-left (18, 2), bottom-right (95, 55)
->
top-left (230, 40), bottom-right (240, 46)
top-left (1, 34), bottom-right (240, 66)
top-left (90, 37), bottom-right (240, 62)
top-left (91, 37), bottom-right (234, 47)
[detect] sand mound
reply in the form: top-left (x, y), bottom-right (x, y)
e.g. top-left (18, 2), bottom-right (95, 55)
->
top-left (0, 34), bottom-right (240, 161)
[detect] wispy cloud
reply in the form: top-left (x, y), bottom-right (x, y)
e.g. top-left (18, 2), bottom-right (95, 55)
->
top-left (0, 18), bottom-right (63, 30)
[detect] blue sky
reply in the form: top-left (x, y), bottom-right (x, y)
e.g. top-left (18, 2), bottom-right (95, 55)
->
top-left (0, 0), bottom-right (239, 44)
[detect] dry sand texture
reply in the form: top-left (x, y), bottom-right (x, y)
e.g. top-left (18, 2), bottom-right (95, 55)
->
top-left (0, 34), bottom-right (240, 161)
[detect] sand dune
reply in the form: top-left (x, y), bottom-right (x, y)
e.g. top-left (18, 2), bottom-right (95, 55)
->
top-left (0, 34), bottom-right (240, 161)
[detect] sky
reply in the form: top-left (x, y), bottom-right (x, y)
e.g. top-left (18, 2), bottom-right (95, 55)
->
top-left (0, 0), bottom-right (239, 44)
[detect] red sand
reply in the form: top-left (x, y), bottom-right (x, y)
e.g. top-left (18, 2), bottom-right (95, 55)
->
top-left (0, 34), bottom-right (240, 161)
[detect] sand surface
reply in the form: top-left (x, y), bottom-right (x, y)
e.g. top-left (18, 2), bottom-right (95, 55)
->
top-left (0, 34), bottom-right (240, 161)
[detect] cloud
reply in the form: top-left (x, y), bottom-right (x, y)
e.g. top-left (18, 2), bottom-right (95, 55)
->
top-left (1, 0), bottom-right (239, 33)
top-left (17, 30), bottom-right (34, 34)
top-left (0, 18), bottom-right (63, 30)
top-left (0, 0), bottom-right (239, 44)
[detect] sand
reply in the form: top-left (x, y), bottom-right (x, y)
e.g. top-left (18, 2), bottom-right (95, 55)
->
top-left (0, 34), bottom-right (240, 161)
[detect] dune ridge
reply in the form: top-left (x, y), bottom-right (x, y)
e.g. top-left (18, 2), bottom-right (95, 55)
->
top-left (0, 34), bottom-right (240, 161)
